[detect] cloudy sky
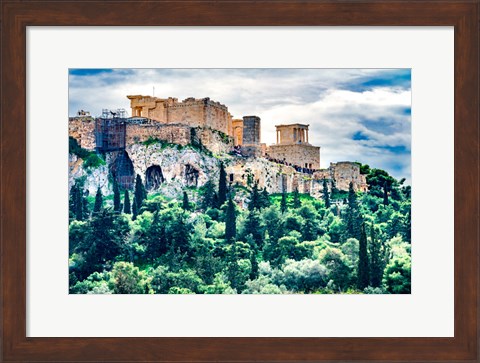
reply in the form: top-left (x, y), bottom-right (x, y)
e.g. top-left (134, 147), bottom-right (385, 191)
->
top-left (69, 68), bottom-right (411, 182)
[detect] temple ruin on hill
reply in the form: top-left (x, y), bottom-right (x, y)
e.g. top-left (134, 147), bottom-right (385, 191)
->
top-left (69, 94), bottom-right (367, 194)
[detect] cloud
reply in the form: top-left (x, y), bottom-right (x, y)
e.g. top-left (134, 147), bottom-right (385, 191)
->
top-left (69, 69), bottom-right (411, 183)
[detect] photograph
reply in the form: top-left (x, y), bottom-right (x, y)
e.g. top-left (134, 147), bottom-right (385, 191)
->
top-left (68, 68), bottom-right (412, 295)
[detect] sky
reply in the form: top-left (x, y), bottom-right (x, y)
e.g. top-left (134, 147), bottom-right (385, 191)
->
top-left (69, 68), bottom-right (411, 183)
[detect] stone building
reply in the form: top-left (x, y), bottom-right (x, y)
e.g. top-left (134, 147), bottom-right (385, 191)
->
top-left (268, 124), bottom-right (320, 169)
top-left (127, 95), bottom-right (233, 136)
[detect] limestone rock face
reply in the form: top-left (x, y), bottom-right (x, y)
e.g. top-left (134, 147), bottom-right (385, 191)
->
top-left (125, 143), bottom-right (221, 198)
top-left (68, 154), bottom-right (110, 196)
top-left (69, 143), bottom-right (367, 200)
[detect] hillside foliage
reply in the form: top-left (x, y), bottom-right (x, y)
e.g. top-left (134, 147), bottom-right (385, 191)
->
top-left (69, 163), bottom-right (411, 294)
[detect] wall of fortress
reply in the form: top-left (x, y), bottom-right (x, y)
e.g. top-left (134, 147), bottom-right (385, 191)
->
top-left (268, 144), bottom-right (320, 169)
top-left (130, 96), bottom-right (233, 136)
top-left (68, 117), bottom-right (96, 150)
top-left (125, 124), bottom-right (192, 146)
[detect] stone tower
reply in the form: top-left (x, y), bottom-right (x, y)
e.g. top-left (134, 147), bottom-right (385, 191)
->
top-left (241, 116), bottom-right (262, 157)
top-left (268, 124), bottom-right (320, 169)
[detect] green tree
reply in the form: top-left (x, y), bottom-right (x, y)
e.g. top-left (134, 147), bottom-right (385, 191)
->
top-left (113, 181), bottom-right (121, 212)
top-left (93, 187), bottom-right (103, 213)
top-left (383, 181), bottom-right (389, 206)
top-left (292, 188), bottom-right (301, 208)
top-left (369, 224), bottom-right (385, 287)
top-left (280, 191), bottom-right (287, 214)
top-left (182, 191), bottom-right (190, 211)
top-left (242, 209), bottom-right (264, 250)
top-left (134, 174), bottom-right (146, 212)
top-left (344, 182), bottom-right (362, 239)
top-left (259, 187), bottom-right (271, 209)
top-left (76, 209), bottom-right (130, 278)
top-left (132, 196), bottom-right (138, 220)
top-left (357, 222), bottom-right (370, 289)
top-left (248, 180), bottom-right (260, 211)
top-left (75, 186), bottom-right (83, 221)
top-left (123, 190), bottom-right (131, 214)
top-left (110, 261), bottom-right (148, 294)
top-left (249, 251), bottom-right (259, 280)
top-left (383, 256), bottom-right (411, 293)
top-left (201, 180), bottom-right (216, 210)
top-left (322, 179), bottom-right (331, 208)
top-left (218, 162), bottom-right (227, 207)
top-left (142, 210), bottom-right (168, 260)
top-left (225, 195), bottom-right (237, 242)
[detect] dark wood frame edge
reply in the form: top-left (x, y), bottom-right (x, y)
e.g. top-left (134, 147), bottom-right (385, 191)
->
top-left (1, 1), bottom-right (478, 362)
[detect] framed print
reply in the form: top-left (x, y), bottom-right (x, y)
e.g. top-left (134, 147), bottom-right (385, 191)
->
top-left (1, 1), bottom-right (478, 362)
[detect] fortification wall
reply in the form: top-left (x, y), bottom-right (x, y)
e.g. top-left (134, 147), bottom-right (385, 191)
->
top-left (125, 124), bottom-right (192, 146)
top-left (193, 127), bottom-right (234, 154)
top-left (129, 95), bottom-right (232, 136)
top-left (68, 117), bottom-right (96, 150)
top-left (330, 162), bottom-right (368, 192)
top-left (166, 101), bottom-right (206, 128)
top-left (268, 144), bottom-right (320, 169)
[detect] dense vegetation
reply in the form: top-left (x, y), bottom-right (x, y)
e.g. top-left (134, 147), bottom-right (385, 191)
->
top-left (69, 162), bottom-right (411, 294)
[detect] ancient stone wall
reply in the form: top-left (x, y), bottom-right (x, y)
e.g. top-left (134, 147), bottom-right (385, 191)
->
top-left (68, 116), bottom-right (96, 150)
top-left (268, 144), bottom-right (320, 169)
top-left (193, 127), bottom-right (234, 154)
top-left (125, 124), bottom-right (192, 146)
top-left (330, 162), bottom-right (368, 192)
top-left (232, 119), bottom-right (243, 145)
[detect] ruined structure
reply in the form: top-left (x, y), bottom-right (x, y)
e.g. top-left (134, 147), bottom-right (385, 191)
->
top-left (127, 95), bottom-right (233, 136)
top-left (268, 124), bottom-right (320, 169)
top-left (69, 93), bottom-right (368, 197)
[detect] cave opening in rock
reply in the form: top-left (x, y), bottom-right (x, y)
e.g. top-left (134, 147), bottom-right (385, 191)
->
top-left (145, 165), bottom-right (165, 191)
top-left (184, 164), bottom-right (200, 187)
top-left (110, 151), bottom-right (135, 189)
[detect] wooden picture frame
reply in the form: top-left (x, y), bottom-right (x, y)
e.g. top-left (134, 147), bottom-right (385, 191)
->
top-left (1, 1), bottom-right (478, 361)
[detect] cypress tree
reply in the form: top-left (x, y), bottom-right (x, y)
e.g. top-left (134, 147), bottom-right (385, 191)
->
top-left (69, 184), bottom-right (77, 219)
top-left (134, 174), bottom-right (146, 212)
top-left (248, 181), bottom-right (260, 211)
top-left (383, 181), bottom-right (389, 206)
top-left (250, 250), bottom-right (259, 280)
top-left (369, 224), bottom-right (384, 287)
top-left (225, 195), bottom-right (236, 242)
top-left (93, 187), bottom-right (103, 213)
top-left (357, 222), bottom-right (370, 290)
top-left (345, 181), bottom-right (362, 239)
top-left (322, 179), bottom-right (331, 208)
top-left (82, 191), bottom-right (90, 220)
top-left (243, 210), bottom-right (263, 250)
top-left (201, 180), bottom-right (216, 209)
top-left (218, 162), bottom-right (227, 207)
top-left (259, 187), bottom-right (270, 209)
top-left (280, 191), bottom-right (287, 214)
top-left (123, 190), bottom-right (131, 214)
top-left (226, 243), bottom-right (240, 291)
top-left (113, 181), bottom-right (121, 212)
top-left (293, 188), bottom-right (301, 208)
top-left (75, 186), bottom-right (83, 221)
top-left (182, 191), bottom-right (190, 211)
top-left (132, 196), bottom-right (138, 220)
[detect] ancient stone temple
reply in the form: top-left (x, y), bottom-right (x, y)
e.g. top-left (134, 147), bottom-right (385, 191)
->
top-left (268, 124), bottom-right (320, 169)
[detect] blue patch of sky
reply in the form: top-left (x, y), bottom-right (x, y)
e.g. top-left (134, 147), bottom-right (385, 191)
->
top-left (344, 69), bottom-right (411, 92)
top-left (377, 145), bottom-right (410, 154)
top-left (352, 131), bottom-right (370, 141)
top-left (69, 69), bottom-right (114, 76)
